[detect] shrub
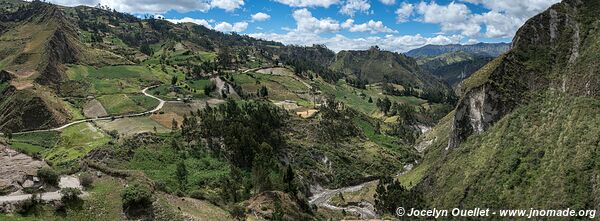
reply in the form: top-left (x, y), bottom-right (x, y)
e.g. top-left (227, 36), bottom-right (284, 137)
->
top-left (37, 167), bottom-right (59, 186)
top-left (121, 183), bottom-right (153, 210)
top-left (17, 193), bottom-right (42, 215)
top-left (60, 187), bottom-right (82, 204)
top-left (79, 173), bottom-right (94, 189)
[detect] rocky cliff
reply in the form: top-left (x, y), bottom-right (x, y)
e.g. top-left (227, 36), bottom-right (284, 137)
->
top-left (447, 0), bottom-right (600, 149)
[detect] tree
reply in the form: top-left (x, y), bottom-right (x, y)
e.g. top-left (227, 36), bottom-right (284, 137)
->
top-left (140, 44), bottom-right (153, 56)
top-left (230, 204), bottom-right (246, 221)
top-left (171, 118), bottom-right (178, 131)
top-left (259, 86), bottom-right (269, 98)
top-left (176, 161), bottom-right (188, 190)
top-left (37, 167), bottom-right (59, 186)
top-left (171, 75), bottom-right (178, 86)
top-left (273, 200), bottom-right (284, 221)
top-left (121, 183), bottom-right (153, 211)
top-left (283, 165), bottom-right (296, 194)
top-left (374, 176), bottom-right (423, 215)
top-left (60, 187), bottom-right (82, 205)
top-left (252, 142), bottom-right (273, 192)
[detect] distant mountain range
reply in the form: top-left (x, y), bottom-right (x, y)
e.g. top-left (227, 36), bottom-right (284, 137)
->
top-left (405, 43), bottom-right (511, 57)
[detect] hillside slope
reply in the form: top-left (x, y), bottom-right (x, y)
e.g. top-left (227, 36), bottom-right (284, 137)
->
top-left (415, 0), bottom-right (600, 209)
top-left (331, 46), bottom-right (451, 94)
top-left (416, 51), bottom-right (494, 88)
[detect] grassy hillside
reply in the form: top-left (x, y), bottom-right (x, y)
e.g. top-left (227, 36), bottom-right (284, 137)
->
top-left (331, 46), bottom-right (449, 92)
top-left (416, 51), bottom-right (495, 88)
top-left (411, 0), bottom-right (600, 211)
top-left (421, 93), bottom-right (600, 209)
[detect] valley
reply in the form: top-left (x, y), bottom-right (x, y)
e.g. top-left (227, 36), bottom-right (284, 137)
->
top-left (0, 0), bottom-right (598, 220)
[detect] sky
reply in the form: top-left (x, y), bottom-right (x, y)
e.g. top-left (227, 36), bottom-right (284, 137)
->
top-left (45, 0), bottom-right (561, 52)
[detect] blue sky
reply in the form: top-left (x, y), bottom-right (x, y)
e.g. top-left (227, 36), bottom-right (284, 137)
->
top-left (48, 0), bottom-right (561, 52)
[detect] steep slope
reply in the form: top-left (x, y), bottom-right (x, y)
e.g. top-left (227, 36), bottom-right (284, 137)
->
top-left (331, 46), bottom-right (451, 93)
top-left (415, 0), bottom-right (600, 209)
top-left (416, 51), bottom-right (495, 88)
top-left (405, 42), bottom-right (510, 57)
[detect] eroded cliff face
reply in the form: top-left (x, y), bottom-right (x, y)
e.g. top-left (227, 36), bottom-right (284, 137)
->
top-left (447, 84), bottom-right (507, 149)
top-left (447, 0), bottom-right (599, 149)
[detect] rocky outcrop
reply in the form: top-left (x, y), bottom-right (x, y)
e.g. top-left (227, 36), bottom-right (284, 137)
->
top-left (447, 0), bottom-right (599, 149)
top-left (0, 146), bottom-right (47, 196)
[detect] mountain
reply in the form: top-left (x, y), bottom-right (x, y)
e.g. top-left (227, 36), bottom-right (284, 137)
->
top-left (0, 1), bottom-right (456, 220)
top-left (411, 0), bottom-right (600, 209)
top-left (416, 51), bottom-right (495, 88)
top-left (331, 46), bottom-right (452, 94)
top-left (405, 42), bottom-right (510, 57)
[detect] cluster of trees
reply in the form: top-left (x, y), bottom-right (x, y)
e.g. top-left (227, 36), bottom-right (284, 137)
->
top-left (285, 58), bottom-right (345, 83)
top-left (319, 96), bottom-right (360, 147)
top-left (346, 77), bottom-right (369, 89)
top-left (374, 176), bottom-right (424, 215)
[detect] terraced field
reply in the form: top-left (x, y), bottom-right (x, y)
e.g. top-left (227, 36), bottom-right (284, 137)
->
top-left (43, 123), bottom-right (110, 166)
top-left (96, 117), bottom-right (170, 136)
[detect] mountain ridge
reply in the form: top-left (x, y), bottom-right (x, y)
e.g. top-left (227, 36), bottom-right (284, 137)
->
top-left (405, 42), bottom-right (510, 57)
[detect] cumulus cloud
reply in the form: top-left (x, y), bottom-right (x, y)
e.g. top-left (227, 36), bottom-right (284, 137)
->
top-left (343, 19), bottom-right (397, 34)
top-left (379, 0), bottom-right (395, 5)
top-left (273, 0), bottom-right (340, 8)
top-left (416, 1), bottom-right (481, 36)
top-left (395, 2), bottom-right (413, 23)
top-left (214, 21), bottom-right (249, 32)
top-left (46, 0), bottom-right (243, 13)
top-left (413, 0), bottom-right (559, 38)
top-left (340, 0), bottom-right (370, 17)
top-left (210, 0), bottom-right (244, 11)
top-left (251, 12), bottom-right (271, 21)
top-left (293, 8), bottom-right (341, 33)
top-left (249, 32), bottom-right (462, 52)
top-left (166, 17), bottom-right (213, 28)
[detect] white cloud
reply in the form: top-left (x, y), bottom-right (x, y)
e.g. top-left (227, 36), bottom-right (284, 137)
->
top-left (465, 38), bottom-right (479, 45)
top-left (461, 0), bottom-right (559, 18)
top-left (210, 0), bottom-right (244, 11)
top-left (411, 0), bottom-right (559, 38)
top-left (340, 0), bottom-right (370, 17)
top-left (214, 21), bottom-right (248, 32)
top-left (415, 1), bottom-right (480, 37)
top-left (274, 0), bottom-right (340, 8)
top-left (395, 2), bottom-right (413, 23)
top-left (249, 32), bottom-right (462, 52)
top-left (251, 12), bottom-right (271, 21)
top-left (166, 17), bottom-right (213, 28)
top-left (344, 19), bottom-right (397, 34)
top-left (46, 0), bottom-right (244, 13)
top-left (293, 8), bottom-right (341, 33)
top-left (379, 0), bottom-right (395, 5)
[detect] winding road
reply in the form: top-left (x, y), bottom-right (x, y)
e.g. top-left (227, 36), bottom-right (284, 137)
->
top-left (309, 164), bottom-right (414, 219)
top-left (309, 182), bottom-right (379, 219)
top-left (0, 85), bottom-right (166, 136)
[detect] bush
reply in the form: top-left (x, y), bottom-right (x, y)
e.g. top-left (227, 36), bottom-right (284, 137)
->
top-left (17, 193), bottom-right (42, 215)
top-left (121, 183), bottom-right (154, 210)
top-left (60, 187), bottom-right (82, 204)
top-left (37, 167), bottom-right (59, 186)
top-left (79, 173), bottom-right (94, 189)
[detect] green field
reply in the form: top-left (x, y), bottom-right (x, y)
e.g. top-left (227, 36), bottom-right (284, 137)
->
top-left (97, 94), bottom-right (146, 115)
top-left (233, 72), bottom-right (310, 103)
top-left (96, 117), bottom-right (170, 136)
top-left (44, 123), bottom-right (110, 166)
top-left (129, 146), bottom-right (230, 193)
top-left (65, 65), bottom-right (172, 95)
top-left (10, 131), bottom-right (60, 155)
